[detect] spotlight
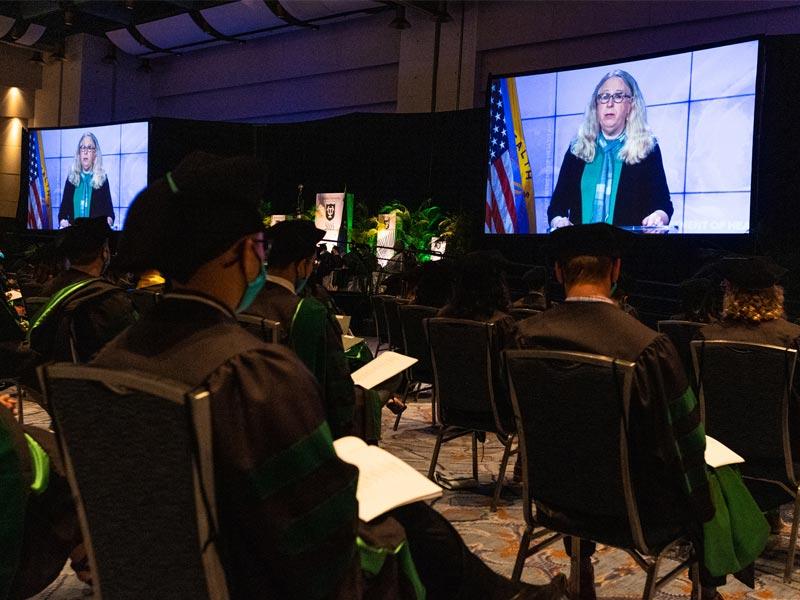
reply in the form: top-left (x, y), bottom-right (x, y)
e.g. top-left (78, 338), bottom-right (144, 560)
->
top-left (389, 5), bottom-right (410, 30)
top-left (137, 58), bottom-right (152, 73)
top-left (29, 52), bottom-right (46, 66)
top-left (102, 46), bottom-right (117, 65)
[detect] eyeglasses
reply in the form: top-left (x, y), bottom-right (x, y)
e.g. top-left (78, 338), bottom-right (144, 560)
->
top-left (79, 145), bottom-right (97, 153)
top-left (595, 92), bottom-right (632, 104)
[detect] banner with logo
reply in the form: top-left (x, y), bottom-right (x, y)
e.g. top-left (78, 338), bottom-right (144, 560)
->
top-left (268, 214), bottom-right (287, 226)
top-left (376, 213), bottom-right (397, 268)
top-left (429, 236), bottom-right (446, 261)
top-left (315, 193), bottom-right (345, 251)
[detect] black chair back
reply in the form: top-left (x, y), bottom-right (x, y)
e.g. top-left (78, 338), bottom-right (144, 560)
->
top-left (371, 294), bottom-right (392, 347)
top-left (426, 318), bottom-right (512, 435)
top-left (398, 304), bottom-right (438, 382)
top-left (236, 314), bottom-right (281, 344)
top-left (40, 364), bottom-right (229, 600)
top-left (504, 349), bottom-right (653, 551)
top-left (691, 340), bottom-right (797, 480)
top-left (24, 296), bottom-right (49, 320)
top-left (657, 320), bottom-right (704, 382)
top-left (384, 296), bottom-right (410, 351)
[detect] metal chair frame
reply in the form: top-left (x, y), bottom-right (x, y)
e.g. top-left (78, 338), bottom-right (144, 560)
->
top-left (691, 339), bottom-right (800, 582)
top-left (395, 304), bottom-right (438, 431)
top-left (370, 294), bottom-right (393, 354)
top-left (236, 314), bottom-right (281, 344)
top-left (39, 363), bottom-right (229, 600)
top-left (505, 349), bottom-right (699, 600)
top-left (426, 318), bottom-right (516, 512)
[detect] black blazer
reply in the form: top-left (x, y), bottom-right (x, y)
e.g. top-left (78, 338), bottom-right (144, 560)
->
top-left (59, 177), bottom-right (114, 225)
top-left (548, 143), bottom-right (672, 227)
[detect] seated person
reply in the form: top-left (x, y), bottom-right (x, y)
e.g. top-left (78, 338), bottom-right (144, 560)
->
top-left (40, 217), bottom-right (111, 299)
top-left (672, 278), bottom-right (719, 323)
top-left (411, 261), bottom-right (455, 308)
top-left (512, 266), bottom-right (548, 310)
top-left (27, 217), bottom-right (137, 365)
top-left (245, 220), bottom-right (363, 440)
top-left (91, 151), bottom-right (565, 600)
top-left (438, 252), bottom-right (516, 350)
top-left (0, 400), bottom-right (83, 599)
top-left (698, 256), bottom-right (800, 521)
top-left (516, 224), bottom-right (768, 600)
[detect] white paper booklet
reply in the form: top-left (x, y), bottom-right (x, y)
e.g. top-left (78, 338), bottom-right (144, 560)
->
top-left (333, 436), bottom-right (442, 522)
top-left (705, 435), bottom-right (745, 468)
top-left (342, 335), bottom-right (363, 352)
top-left (350, 351), bottom-right (417, 390)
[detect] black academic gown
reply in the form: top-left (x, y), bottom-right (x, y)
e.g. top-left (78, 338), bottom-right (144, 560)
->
top-left (516, 301), bottom-right (713, 540)
top-left (90, 292), bottom-right (516, 600)
top-left (39, 268), bottom-right (93, 299)
top-left (245, 280), bottom-right (356, 439)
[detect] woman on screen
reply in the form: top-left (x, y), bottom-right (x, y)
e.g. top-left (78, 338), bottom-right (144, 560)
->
top-left (548, 70), bottom-right (672, 230)
top-left (58, 132), bottom-right (114, 228)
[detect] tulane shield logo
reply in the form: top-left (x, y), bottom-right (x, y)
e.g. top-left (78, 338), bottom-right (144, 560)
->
top-left (325, 203), bottom-right (336, 221)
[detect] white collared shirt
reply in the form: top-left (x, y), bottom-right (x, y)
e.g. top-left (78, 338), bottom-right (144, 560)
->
top-left (267, 274), bottom-right (296, 295)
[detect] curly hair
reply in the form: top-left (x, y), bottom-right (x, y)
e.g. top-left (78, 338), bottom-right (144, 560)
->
top-left (722, 284), bottom-right (785, 322)
top-left (570, 69), bottom-right (656, 166)
top-left (68, 132), bottom-right (107, 189)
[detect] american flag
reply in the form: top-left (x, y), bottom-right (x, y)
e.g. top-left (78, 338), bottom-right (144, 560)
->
top-left (27, 131), bottom-right (51, 230)
top-left (486, 82), bottom-right (517, 234)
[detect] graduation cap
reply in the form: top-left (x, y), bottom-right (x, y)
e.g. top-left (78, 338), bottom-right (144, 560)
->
top-left (716, 256), bottom-right (787, 290)
top-left (116, 151), bottom-right (266, 281)
top-left (265, 219), bottom-right (325, 267)
top-left (547, 223), bottom-right (633, 261)
top-left (60, 216), bottom-right (111, 259)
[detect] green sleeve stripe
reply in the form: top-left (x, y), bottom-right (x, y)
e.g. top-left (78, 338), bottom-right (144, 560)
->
top-left (667, 388), bottom-right (698, 424)
top-left (678, 425), bottom-right (707, 458)
top-left (278, 478), bottom-right (357, 556)
top-left (248, 422), bottom-right (335, 499)
top-left (23, 433), bottom-right (50, 494)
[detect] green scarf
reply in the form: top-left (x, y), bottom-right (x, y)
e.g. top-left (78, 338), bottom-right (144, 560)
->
top-left (73, 171), bottom-right (93, 220)
top-left (580, 133), bottom-right (625, 224)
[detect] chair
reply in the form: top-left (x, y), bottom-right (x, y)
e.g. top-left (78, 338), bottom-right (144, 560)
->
top-left (128, 288), bottom-right (162, 315)
top-left (39, 364), bottom-right (229, 600)
top-left (396, 304), bottom-right (438, 430)
top-left (504, 349), bottom-right (699, 599)
top-left (236, 314), bottom-right (281, 344)
top-left (384, 296), bottom-right (411, 352)
top-left (509, 308), bottom-right (541, 321)
top-left (370, 294), bottom-right (392, 354)
top-left (425, 317), bottom-right (516, 511)
top-left (657, 320), bottom-right (705, 386)
top-left (691, 339), bottom-right (800, 582)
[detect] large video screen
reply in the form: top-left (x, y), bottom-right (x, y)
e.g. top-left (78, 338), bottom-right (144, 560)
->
top-left (485, 39), bottom-right (759, 235)
top-left (26, 121), bottom-right (148, 230)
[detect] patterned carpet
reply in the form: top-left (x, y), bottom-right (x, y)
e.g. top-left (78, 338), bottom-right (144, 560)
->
top-left (22, 399), bottom-right (800, 599)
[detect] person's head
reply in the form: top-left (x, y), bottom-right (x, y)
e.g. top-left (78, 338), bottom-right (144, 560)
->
top-left (60, 216), bottom-right (112, 276)
top-left (521, 266), bottom-right (547, 294)
top-left (117, 151), bottom-right (267, 313)
top-left (571, 70), bottom-right (655, 165)
top-left (549, 223), bottom-right (630, 298)
top-left (68, 132), bottom-right (107, 189)
top-left (413, 261), bottom-right (454, 308)
top-left (718, 256), bottom-right (787, 323)
top-left (331, 245), bottom-right (340, 255)
top-left (265, 220), bottom-right (325, 293)
top-left (678, 277), bottom-right (716, 322)
top-left (448, 252), bottom-right (509, 318)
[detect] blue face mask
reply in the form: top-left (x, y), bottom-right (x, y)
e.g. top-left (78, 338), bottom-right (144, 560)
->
top-left (236, 262), bottom-right (266, 313)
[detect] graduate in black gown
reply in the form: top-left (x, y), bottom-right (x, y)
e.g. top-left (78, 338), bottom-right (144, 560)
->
top-left (515, 224), bottom-right (767, 600)
top-left (91, 151), bottom-right (566, 600)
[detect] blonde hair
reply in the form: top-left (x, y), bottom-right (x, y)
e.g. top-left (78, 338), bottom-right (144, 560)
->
top-left (68, 132), bottom-right (107, 189)
top-left (570, 70), bottom-right (656, 166)
top-left (722, 285), bottom-right (785, 323)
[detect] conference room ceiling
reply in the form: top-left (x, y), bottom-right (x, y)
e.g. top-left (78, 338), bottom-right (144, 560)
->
top-left (0, 1), bottom-right (450, 58)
